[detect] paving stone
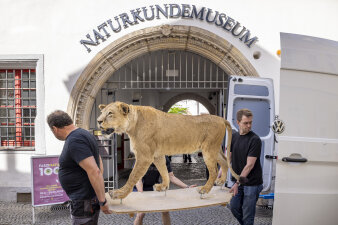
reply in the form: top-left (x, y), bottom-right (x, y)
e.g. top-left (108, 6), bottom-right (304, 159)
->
top-left (0, 154), bottom-right (272, 225)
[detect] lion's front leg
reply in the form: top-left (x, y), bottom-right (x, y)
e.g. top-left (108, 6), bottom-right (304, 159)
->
top-left (109, 155), bottom-right (153, 199)
top-left (153, 156), bottom-right (170, 191)
top-left (108, 187), bottom-right (130, 200)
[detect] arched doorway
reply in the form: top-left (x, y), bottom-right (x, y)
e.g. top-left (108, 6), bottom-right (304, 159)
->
top-left (163, 93), bottom-right (215, 115)
top-left (67, 25), bottom-right (259, 129)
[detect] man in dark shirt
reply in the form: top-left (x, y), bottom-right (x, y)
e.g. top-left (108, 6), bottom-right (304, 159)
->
top-left (229, 109), bottom-right (263, 225)
top-left (47, 110), bottom-right (112, 225)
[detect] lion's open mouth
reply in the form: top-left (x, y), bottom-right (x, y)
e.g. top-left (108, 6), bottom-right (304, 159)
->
top-left (101, 128), bottom-right (115, 135)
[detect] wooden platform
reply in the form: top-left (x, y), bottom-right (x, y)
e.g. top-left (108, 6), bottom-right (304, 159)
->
top-left (106, 187), bottom-right (233, 214)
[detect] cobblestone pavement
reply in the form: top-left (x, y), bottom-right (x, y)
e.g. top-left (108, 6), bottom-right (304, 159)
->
top-left (0, 154), bottom-right (273, 225)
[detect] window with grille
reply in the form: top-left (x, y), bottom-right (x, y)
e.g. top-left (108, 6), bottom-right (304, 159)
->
top-left (0, 69), bottom-right (36, 149)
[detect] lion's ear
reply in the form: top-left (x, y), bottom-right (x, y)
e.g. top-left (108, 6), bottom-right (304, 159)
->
top-left (119, 103), bottom-right (130, 115)
top-left (99, 104), bottom-right (106, 111)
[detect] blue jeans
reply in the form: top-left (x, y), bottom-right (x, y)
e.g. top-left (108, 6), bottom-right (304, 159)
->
top-left (230, 184), bottom-right (263, 225)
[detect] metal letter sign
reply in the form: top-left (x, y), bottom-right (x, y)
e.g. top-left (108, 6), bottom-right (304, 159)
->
top-left (80, 3), bottom-right (259, 53)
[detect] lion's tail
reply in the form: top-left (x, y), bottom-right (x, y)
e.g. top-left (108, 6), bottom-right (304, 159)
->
top-left (223, 120), bottom-right (239, 180)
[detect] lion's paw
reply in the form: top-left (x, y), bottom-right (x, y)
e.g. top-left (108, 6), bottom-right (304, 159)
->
top-left (215, 178), bottom-right (226, 186)
top-left (154, 183), bottom-right (169, 192)
top-left (197, 185), bottom-right (212, 194)
top-left (108, 188), bottom-right (130, 199)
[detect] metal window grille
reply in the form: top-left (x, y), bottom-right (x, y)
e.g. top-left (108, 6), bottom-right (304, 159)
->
top-left (96, 135), bottom-right (118, 191)
top-left (90, 89), bottom-right (118, 191)
top-left (106, 50), bottom-right (228, 90)
top-left (0, 69), bottom-right (36, 149)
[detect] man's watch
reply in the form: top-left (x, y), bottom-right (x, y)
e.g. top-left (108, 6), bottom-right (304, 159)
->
top-left (99, 198), bottom-right (107, 206)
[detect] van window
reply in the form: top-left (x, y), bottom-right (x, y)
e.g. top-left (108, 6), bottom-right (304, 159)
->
top-left (234, 84), bottom-right (269, 96)
top-left (232, 98), bottom-right (271, 137)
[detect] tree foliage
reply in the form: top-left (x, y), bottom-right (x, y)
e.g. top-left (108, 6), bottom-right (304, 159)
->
top-left (168, 104), bottom-right (189, 114)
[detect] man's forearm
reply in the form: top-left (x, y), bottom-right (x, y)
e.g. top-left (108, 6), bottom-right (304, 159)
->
top-left (169, 174), bottom-right (188, 188)
top-left (88, 169), bottom-right (106, 202)
top-left (136, 180), bottom-right (143, 192)
top-left (239, 156), bottom-right (257, 180)
top-left (240, 164), bottom-right (254, 178)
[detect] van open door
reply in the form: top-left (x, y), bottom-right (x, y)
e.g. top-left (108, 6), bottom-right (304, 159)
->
top-left (272, 33), bottom-right (338, 225)
top-left (226, 75), bottom-right (276, 192)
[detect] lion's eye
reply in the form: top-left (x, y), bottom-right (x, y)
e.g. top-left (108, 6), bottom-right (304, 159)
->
top-left (108, 112), bottom-right (113, 116)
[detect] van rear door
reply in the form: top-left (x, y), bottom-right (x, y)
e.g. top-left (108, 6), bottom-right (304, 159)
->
top-left (226, 76), bottom-right (275, 192)
top-left (272, 33), bottom-right (338, 225)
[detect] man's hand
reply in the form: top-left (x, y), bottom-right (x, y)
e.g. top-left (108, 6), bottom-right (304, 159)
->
top-left (229, 183), bottom-right (239, 196)
top-left (188, 184), bottom-right (197, 188)
top-left (100, 203), bottom-right (112, 214)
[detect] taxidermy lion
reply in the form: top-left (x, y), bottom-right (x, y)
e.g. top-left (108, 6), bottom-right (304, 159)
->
top-left (97, 101), bottom-right (239, 199)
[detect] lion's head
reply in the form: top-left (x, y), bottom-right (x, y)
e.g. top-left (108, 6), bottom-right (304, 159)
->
top-left (97, 101), bottom-right (130, 135)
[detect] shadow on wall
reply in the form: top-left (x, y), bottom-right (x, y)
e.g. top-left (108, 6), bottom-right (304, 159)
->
top-left (0, 153), bottom-right (31, 202)
top-left (63, 67), bottom-right (85, 94)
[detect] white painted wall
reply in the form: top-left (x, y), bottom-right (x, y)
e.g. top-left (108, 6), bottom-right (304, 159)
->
top-left (0, 0), bottom-right (337, 200)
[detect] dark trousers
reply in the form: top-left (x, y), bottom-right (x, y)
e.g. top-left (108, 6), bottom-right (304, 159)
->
top-left (71, 209), bottom-right (100, 225)
top-left (183, 154), bottom-right (191, 162)
top-left (69, 196), bottom-right (100, 225)
top-left (230, 184), bottom-right (263, 225)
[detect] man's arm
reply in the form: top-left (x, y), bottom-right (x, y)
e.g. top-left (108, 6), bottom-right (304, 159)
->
top-left (230, 156), bottom-right (257, 195)
top-left (168, 172), bottom-right (196, 188)
top-left (79, 156), bottom-right (112, 214)
top-left (239, 156), bottom-right (257, 178)
top-left (135, 179), bottom-right (143, 192)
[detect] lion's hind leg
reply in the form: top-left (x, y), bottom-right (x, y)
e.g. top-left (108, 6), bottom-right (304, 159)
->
top-left (198, 148), bottom-right (218, 194)
top-left (153, 156), bottom-right (170, 191)
top-left (215, 148), bottom-right (228, 186)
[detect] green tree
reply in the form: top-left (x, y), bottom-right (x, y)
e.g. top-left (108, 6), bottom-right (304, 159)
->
top-left (168, 104), bottom-right (189, 114)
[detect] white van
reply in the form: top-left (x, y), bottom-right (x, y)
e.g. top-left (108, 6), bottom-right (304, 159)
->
top-left (272, 33), bottom-right (338, 225)
top-left (226, 33), bottom-right (338, 225)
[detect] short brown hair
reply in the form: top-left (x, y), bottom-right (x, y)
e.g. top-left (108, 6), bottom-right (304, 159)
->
top-left (47, 110), bottom-right (73, 129)
top-left (236, 108), bottom-right (253, 122)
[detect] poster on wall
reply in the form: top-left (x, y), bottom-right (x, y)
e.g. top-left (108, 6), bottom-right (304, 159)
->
top-left (31, 156), bottom-right (69, 206)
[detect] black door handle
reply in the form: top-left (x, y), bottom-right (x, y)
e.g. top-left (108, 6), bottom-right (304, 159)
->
top-left (282, 153), bottom-right (307, 163)
top-left (265, 155), bottom-right (278, 159)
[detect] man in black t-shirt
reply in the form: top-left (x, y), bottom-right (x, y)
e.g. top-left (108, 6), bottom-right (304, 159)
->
top-left (138, 156), bottom-right (173, 191)
top-left (133, 156), bottom-right (196, 225)
top-left (229, 109), bottom-right (263, 225)
top-left (47, 110), bottom-right (112, 225)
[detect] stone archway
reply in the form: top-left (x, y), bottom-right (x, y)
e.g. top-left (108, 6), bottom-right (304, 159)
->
top-left (163, 93), bottom-right (215, 115)
top-left (68, 25), bottom-right (259, 129)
